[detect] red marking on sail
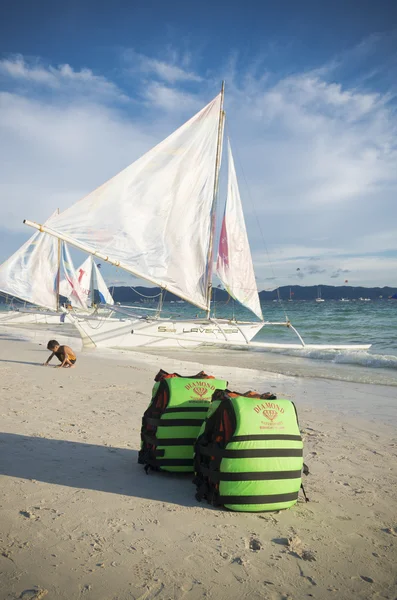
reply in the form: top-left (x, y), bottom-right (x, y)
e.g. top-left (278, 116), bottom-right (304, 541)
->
top-left (217, 215), bottom-right (229, 270)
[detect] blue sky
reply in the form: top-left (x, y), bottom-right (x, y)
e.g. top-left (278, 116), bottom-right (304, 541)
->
top-left (0, 0), bottom-right (396, 289)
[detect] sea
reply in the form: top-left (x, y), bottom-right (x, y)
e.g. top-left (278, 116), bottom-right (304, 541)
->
top-left (1, 298), bottom-right (397, 387)
top-left (127, 298), bottom-right (397, 387)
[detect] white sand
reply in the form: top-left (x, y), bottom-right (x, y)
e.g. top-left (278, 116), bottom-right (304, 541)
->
top-left (0, 333), bottom-right (396, 600)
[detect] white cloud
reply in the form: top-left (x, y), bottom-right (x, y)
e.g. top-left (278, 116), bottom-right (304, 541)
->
top-left (0, 55), bottom-right (127, 101)
top-left (123, 49), bottom-right (202, 83)
top-left (144, 81), bottom-right (202, 112)
top-left (0, 91), bottom-right (157, 230)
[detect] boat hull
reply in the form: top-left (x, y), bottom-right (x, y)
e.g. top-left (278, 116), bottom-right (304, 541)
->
top-left (71, 315), bottom-right (265, 349)
top-left (0, 309), bottom-right (67, 325)
top-left (0, 308), bottom-right (109, 326)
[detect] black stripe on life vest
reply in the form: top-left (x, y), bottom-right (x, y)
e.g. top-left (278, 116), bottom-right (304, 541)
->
top-left (231, 434), bottom-right (302, 442)
top-left (144, 435), bottom-right (197, 447)
top-left (154, 458), bottom-right (193, 466)
top-left (218, 491), bottom-right (299, 505)
top-left (164, 407), bottom-right (209, 414)
top-left (198, 446), bottom-right (303, 458)
top-left (200, 468), bottom-right (302, 482)
top-left (146, 417), bottom-right (204, 427)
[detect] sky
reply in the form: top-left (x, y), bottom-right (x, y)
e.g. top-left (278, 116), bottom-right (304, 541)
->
top-left (0, 0), bottom-right (396, 291)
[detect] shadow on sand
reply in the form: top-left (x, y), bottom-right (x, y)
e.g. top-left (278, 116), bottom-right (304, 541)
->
top-left (0, 432), bottom-right (202, 508)
top-left (0, 359), bottom-right (41, 365)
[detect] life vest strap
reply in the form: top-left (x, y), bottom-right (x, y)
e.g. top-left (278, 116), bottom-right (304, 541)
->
top-left (197, 446), bottom-right (303, 459)
top-left (153, 458), bottom-right (194, 467)
top-left (146, 417), bottom-right (205, 427)
top-left (142, 432), bottom-right (197, 446)
top-left (163, 407), bottom-right (210, 414)
top-left (217, 491), bottom-right (299, 505)
top-left (231, 434), bottom-right (302, 442)
top-left (199, 467), bottom-right (303, 482)
top-left (300, 482), bottom-right (310, 502)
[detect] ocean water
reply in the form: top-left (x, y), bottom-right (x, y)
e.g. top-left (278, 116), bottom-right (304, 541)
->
top-left (124, 298), bottom-right (397, 386)
top-left (1, 298), bottom-right (397, 386)
top-left (142, 298), bottom-right (397, 355)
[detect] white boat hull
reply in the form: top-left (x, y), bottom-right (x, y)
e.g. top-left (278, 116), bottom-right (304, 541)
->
top-left (0, 309), bottom-right (67, 325)
top-left (69, 312), bottom-right (371, 351)
top-left (0, 307), bottom-right (110, 326)
top-left (70, 314), bottom-right (265, 349)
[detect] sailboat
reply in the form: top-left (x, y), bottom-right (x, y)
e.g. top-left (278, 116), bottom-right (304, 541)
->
top-left (60, 255), bottom-right (114, 309)
top-left (315, 287), bottom-right (325, 303)
top-left (0, 213), bottom-right (87, 324)
top-left (288, 288), bottom-right (293, 302)
top-left (23, 85), bottom-right (370, 351)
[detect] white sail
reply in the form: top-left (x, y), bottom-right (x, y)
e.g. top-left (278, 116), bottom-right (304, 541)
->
top-left (0, 220), bottom-right (59, 311)
top-left (45, 94), bottom-right (223, 310)
top-left (59, 255), bottom-right (92, 307)
top-left (93, 262), bottom-right (114, 305)
top-left (60, 256), bottom-right (114, 306)
top-left (216, 140), bottom-right (263, 321)
top-left (59, 243), bottom-right (88, 310)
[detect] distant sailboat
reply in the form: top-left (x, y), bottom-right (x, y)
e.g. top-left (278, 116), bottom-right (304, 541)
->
top-left (288, 288), bottom-right (293, 302)
top-left (24, 85), bottom-right (370, 351)
top-left (60, 255), bottom-right (113, 308)
top-left (315, 287), bottom-right (325, 303)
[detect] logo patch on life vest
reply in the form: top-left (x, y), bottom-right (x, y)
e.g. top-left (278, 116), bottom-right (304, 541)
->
top-left (184, 381), bottom-right (216, 400)
top-left (193, 386), bottom-right (208, 398)
top-left (253, 401), bottom-right (285, 415)
top-left (262, 409), bottom-right (278, 421)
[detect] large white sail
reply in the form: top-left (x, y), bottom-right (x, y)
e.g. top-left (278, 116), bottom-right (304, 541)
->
top-left (44, 94), bottom-right (222, 310)
top-left (216, 140), bottom-right (263, 321)
top-left (0, 226), bottom-right (59, 311)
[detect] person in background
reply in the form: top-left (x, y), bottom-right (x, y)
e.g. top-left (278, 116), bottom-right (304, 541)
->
top-left (43, 339), bottom-right (77, 368)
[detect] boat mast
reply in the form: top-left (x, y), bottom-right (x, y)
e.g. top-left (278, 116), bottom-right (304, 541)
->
top-left (90, 256), bottom-right (95, 306)
top-left (205, 81), bottom-right (225, 319)
top-left (55, 208), bottom-right (61, 311)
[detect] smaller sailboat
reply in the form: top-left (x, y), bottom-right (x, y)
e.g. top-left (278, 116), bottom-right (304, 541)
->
top-left (60, 255), bottom-right (114, 309)
top-left (288, 288), bottom-right (293, 302)
top-left (315, 287), bottom-right (325, 303)
top-left (0, 213), bottom-right (87, 324)
top-left (0, 213), bottom-right (113, 325)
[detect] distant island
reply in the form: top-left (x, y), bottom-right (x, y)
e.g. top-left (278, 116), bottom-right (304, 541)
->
top-left (1, 284), bottom-right (396, 305)
top-left (81, 284), bottom-right (397, 303)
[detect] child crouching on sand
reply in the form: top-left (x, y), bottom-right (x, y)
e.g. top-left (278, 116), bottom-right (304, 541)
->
top-left (44, 340), bottom-right (77, 368)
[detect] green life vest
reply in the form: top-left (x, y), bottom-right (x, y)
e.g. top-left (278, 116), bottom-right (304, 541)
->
top-left (138, 370), bottom-right (227, 473)
top-left (194, 390), bottom-right (304, 511)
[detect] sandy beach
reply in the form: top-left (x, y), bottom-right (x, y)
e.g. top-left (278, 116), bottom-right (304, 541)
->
top-left (1, 331), bottom-right (396, 600)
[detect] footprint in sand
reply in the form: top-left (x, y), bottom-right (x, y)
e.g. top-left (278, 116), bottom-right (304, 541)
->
top-left (19, 589), bottom-right (48, 600)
